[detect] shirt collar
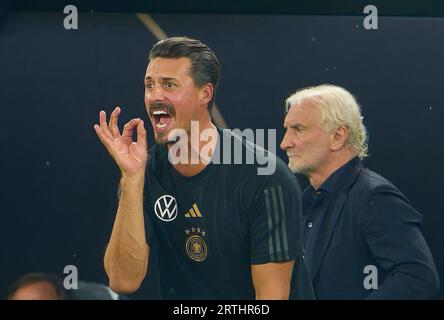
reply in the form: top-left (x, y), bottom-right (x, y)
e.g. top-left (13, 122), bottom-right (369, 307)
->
top-left (315, 156), bottom-right (361, 194)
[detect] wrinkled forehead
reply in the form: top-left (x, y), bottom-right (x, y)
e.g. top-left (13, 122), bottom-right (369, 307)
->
top-left (284, 100), bottom-right (322, 126)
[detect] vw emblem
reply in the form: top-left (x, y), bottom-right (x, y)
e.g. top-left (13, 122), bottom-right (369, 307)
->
top-left (154, 195), bottom-right (178, 222)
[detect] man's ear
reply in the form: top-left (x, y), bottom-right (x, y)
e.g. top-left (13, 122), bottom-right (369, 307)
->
top-left (330, 126), bottom-right (349, 151)
top-left (200, 84), bottom-right (214, 107)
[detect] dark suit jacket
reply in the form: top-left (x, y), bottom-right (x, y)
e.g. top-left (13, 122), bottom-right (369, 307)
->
top-left (304, 160), bottom-right (440, 299)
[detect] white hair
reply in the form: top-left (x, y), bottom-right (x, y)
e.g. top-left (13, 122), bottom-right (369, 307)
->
top-left (285, 84), bottom-right (369, 159)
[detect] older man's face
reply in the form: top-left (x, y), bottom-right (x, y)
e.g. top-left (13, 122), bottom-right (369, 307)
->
top-left (280, 101), bottom-right (331, 175)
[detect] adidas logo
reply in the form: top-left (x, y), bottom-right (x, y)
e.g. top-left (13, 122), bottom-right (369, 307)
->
top-left (185, 203), bottom-right (203, 218)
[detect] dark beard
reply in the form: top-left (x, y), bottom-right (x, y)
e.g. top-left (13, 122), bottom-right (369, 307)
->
top-left (155, 135), bottom-right (179, 146)
top-left (154, 130), bottom-right (183, 146)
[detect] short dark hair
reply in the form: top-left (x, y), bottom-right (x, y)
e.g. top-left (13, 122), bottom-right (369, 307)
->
top-left (7, 273), bottom-right (69, 300)
top-left (148, 36), bottom-right (220, 113)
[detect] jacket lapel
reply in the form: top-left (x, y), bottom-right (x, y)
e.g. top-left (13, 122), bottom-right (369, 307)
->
top-left (307, 162), bottom-right (363, 282)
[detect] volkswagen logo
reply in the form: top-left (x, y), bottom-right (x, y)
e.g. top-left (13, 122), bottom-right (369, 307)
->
top-left (154, 195), bottom-right (178, 222)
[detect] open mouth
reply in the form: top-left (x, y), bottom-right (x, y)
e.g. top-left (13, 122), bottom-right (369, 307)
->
top-left (150, 106), bottom-right (174, 131)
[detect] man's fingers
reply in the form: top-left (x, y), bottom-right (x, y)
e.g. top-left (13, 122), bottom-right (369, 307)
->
top-left (108, 106), bottom-right (121, 138)
top-left (99, 111), bottom-right (114, 141)
top-left (94, 124), bottom-right (112, 148)
top-left (137, 120), bottom-right (147, 149)
top-left (122, 118), bottom-right (141, 139)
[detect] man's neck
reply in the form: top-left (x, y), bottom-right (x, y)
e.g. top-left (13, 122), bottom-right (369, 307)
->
top-left (171, 120), bottom-right (218, 177)
top-left (308, 151), bottom-right (357, 190)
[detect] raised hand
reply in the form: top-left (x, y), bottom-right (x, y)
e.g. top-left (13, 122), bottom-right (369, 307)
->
top-left (94, 107), bottom-right (148, 177)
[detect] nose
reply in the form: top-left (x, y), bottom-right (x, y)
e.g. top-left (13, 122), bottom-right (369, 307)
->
top-left (280, 130), bottom-right (292, 151)
top-left (147, 84), bottom-right (166, 103)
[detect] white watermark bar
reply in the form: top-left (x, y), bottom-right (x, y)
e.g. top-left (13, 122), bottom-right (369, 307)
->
top-left (166, 121), bottom-right (277, 176)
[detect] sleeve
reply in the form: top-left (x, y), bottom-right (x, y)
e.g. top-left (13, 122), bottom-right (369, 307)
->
top-left (363, 189), bottom-right (440, 299)
top-left (248, 177), bottom-right (303, 265)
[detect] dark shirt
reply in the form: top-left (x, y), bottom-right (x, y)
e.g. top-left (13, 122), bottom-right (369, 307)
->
top-left (302, 157), bottom-right (360, 247)
top-left (142, 129), bottom-right (304, 299)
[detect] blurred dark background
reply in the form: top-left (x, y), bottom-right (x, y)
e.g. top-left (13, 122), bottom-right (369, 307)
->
top-left (1, 1), bottom-right (443, 299)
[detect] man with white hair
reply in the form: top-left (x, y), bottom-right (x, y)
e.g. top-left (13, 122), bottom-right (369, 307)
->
top-left (280, 84), bottom-right (440, 299)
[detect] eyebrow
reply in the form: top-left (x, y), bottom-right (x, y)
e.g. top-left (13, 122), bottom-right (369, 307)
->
top-left (284, 122), bottom-right (305, 129)
top-left (144, 76), bottom-right (178, 81)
